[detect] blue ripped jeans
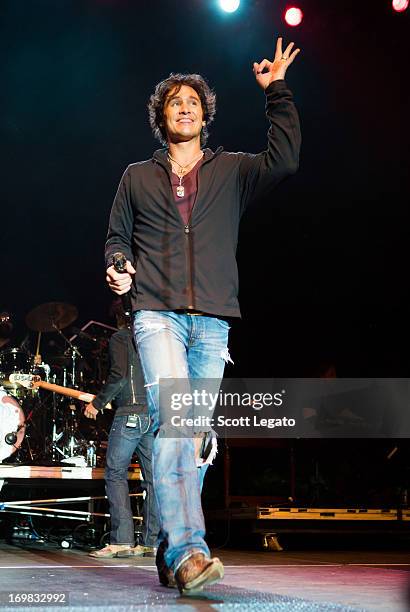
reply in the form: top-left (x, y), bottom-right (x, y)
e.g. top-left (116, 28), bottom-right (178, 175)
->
top-left (133, 310), bottom-right (230, 571)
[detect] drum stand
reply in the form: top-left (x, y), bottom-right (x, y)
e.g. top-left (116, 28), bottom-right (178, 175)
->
top-left (48, 392), bottom-right (63, 462)
top-left (46, 397), bottom-right (87, 465)
top-left (52, 323), bottom-right (83, 388)
top-left (11, 428), bottom-right (35, 465)
top-left (37, 324), bottom-right (88, 463)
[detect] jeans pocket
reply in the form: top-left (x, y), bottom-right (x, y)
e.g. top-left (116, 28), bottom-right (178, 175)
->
top-left (134, 311), bottom-right (168, 337)
top-left (139, 415), bottom-right (151, 433)
top-left (214, 317), bottom-right (231, 330)
top-left (110, 415), bottom-right (128, 435)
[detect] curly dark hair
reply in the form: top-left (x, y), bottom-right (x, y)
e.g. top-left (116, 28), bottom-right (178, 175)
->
top-left (148, 73), bottom-right (216, 147)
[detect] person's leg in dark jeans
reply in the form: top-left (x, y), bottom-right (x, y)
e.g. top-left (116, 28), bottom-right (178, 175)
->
top-left (90, 414), bottom-right (143, 557)
top-left (134, 426), bottom-right (160, 554)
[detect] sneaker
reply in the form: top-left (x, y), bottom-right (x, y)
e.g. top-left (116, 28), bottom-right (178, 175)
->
top-left (88, 544), bottom-right (132, 558)
top-left (175, 552), bottom-right (224, 595)
top-left (156, 541), bottom-right (177, 588)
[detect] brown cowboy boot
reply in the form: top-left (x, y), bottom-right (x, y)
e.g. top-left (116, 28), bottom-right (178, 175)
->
top-left (156, 541), bottom-right (177, 588)
top-left (175, 552), bottom-right (224, 595)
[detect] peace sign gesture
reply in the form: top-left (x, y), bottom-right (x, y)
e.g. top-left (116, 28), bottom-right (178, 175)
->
top-left (253, 37), bottom-right (300, 90)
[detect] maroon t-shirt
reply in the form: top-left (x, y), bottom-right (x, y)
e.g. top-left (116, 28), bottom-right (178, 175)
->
top-left (170, 159), bottom-right (202, 225)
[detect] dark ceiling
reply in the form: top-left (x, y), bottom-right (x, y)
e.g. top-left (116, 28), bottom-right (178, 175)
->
top-left (1, 0), bottom-right (409, 376)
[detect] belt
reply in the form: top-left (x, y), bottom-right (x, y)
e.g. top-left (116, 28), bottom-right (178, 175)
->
top-left (175, 309), bottom-right (204, 316)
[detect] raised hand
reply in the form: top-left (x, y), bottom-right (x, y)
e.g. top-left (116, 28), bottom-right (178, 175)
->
top-left (253, 37), bottom-right (300, 90)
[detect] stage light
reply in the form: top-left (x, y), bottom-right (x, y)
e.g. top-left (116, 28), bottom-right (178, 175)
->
top-left (219, 0), bottom-right (240, 13)
top-left (284, 7), bottom-right (303, 26)
top-left (392, 0), bottom-right (408, 12)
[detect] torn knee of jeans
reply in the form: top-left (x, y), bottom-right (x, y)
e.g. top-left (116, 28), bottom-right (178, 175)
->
top-left (220, 347), bottom-right (234, 365)
top-left (139, 321), bottom-right (167, 333)
top-left (144, 374), bottom-right (173, 389)
top-left (196, 430), bottom-right (218, 467)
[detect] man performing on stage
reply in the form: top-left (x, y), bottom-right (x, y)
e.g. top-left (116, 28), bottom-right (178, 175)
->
top-left (105, 37), bottom-right (301, 594)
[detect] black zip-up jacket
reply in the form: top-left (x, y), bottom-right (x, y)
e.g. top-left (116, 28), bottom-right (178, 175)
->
top-left (92, 329), bottom-right (147, 416)
top-left (105, 80), bottom-right (301, 318)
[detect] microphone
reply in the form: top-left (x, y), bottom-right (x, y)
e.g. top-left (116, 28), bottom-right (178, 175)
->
top-left (112, 252), bottom-right (133, 320)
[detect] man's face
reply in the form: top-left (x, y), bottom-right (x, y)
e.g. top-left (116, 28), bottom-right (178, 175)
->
top-left (163, 84), bottom-right (204, 144)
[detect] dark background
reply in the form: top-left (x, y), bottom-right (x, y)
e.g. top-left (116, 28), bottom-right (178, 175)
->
top-left (1, 0), bottom-right (409, 514)
top-left (1, 0), bottom-right (409, 376)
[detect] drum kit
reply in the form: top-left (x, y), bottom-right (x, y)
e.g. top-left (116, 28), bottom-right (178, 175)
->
top-left (0, 303), bottom-right (116, 467)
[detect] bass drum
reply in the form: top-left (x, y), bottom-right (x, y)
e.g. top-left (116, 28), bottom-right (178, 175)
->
top-left (0, 387), bottom-right (25, 462)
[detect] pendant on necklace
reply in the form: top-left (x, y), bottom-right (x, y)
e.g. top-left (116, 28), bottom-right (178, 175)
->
top-left (176, 185), bottom-right (185, 197)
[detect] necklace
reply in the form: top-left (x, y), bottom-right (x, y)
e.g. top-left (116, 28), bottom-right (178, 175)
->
top-left (168, 151), bottom-right (204, 197)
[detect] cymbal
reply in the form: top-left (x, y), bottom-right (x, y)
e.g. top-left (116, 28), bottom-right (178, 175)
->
top-left (48, 354), bottom-right (71, 365)
top-left (50, 352), bottom-right (80, 365)
top-left (26, 302), bottom-right (78, 332)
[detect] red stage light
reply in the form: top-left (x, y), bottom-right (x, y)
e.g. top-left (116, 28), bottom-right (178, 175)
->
top-left (392, 0), bottom-right (409, 11)
top-left (284, 7), bottom-right (303, 27)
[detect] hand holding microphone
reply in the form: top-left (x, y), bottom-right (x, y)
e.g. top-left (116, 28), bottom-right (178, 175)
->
top-left (106, 255), bottom-right (136, 296)
top-left (106, 253), bottom-right (136, 323)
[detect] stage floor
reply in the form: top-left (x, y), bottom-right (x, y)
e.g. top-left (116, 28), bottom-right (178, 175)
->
top-left (0, 543), bottom-right (408, 611)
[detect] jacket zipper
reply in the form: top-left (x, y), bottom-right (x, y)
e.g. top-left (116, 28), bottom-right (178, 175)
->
top-left (155, 152), bottom-right (220, 310)
top-left (184, 167), bottom-right (201, 309)
top-left (130, 363), bottom-right (136, 404)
